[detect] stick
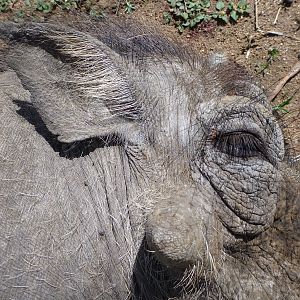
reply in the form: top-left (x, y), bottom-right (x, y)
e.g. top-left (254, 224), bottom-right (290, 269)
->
top-left (246, 49), bottom-right (251, 59)
top-left (273, 6), bottom-right (281, 25)
top-left (115, 0), bottom-right (121, 15)
top-left (268, 61), bottom-right (300, 102)
top-left (255, 0), bottom-right (259, 30)
top-left (264, 31), bottom-right (300, 42)
top-left (265, 31), bottom-right (284, 36)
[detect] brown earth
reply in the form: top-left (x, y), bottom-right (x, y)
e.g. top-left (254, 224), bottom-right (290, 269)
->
top-left (1, 0), bottom-right (299, 156)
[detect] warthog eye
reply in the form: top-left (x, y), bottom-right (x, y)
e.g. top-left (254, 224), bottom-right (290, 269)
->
top-left (215, 131), bottom-right (265, 158)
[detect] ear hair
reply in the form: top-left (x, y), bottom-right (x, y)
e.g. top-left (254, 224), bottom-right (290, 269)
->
top-left (1, 23), bottom-right (141, 143)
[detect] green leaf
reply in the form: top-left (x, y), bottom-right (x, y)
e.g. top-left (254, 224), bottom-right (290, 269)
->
top-left (237, 0), bottom-right (247, 8)
top-left (168, 0), bottom-right (177, 8)
top-left (202, 0), bottom-right (211, 8)
top-left (273, 97), bottom-right (292, 108)
top-left (124, 1), bottom-right (135, 14)
top-left (163, 11), bottom-right (172, 24)
top-left (15, 9), bottom-right (25, 18)
top-left (182, 20), bottom-right (190, 27)
top-left (36, 1), bottom-right (53, 13)
top-left (190, 19), bottom-right (197, 27)
top-left (216, 1), bottom-right (225, 10)
top-left (204, 14), bottom-right (212, 21)
top-left (268, 47), bottom-right (279, 58)
top-left (272, 105), bottom-right (289, 113)
top-left (245, 5), bottom-right (251, 14)
top-left (228, 1), bottom-right (234, 10)
top-left (221, 15), bottom-right (228, 23)
top-left (89, 8), bottom-right (105, 18)
top-left (180, 12), bottom-right (189, 20)
top-left (230, 10), bottom-right (238, 21)
top-left (177, 24), bottom-right (184, 33)
top-left (195, 14), bottom-right (205, 22)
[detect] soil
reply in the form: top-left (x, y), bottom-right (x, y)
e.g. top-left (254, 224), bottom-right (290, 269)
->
top-left (1, 0), bottom-right (299, 156)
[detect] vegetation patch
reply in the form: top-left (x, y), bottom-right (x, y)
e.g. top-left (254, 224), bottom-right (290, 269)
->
top-left (163, 0), bottom-right (250, 33)
top-left (257, 47), bottom-right (280, 75)
top-left (0, 0), bottom-right (137, 20)
top-left (272, 96), bottom-right (292, 114)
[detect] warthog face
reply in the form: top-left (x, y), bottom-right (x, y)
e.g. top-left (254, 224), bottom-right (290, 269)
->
top-left (0, 18), bottom-right (299, 300)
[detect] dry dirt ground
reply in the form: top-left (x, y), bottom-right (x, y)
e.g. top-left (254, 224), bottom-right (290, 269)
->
top-left (1, 0), bottom-right (300, 156)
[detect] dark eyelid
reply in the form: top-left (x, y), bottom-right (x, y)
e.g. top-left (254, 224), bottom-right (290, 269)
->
top-left (218, 130), bottom-right (259, 138)
top-left (216, 131), bottom-right (263, 145)
top-left (214, 131), bottom-right (266, 159)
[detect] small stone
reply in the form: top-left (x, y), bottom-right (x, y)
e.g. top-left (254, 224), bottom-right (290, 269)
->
top-left (282, 0), bottom-right (293, 6)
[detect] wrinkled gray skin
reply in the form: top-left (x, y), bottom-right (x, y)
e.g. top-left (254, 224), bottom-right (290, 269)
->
top-left (0, 18), bottom-right (299, 300)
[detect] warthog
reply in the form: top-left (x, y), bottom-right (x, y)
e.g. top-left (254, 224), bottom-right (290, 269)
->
top-left (0, 18), bottom-right (299, 300)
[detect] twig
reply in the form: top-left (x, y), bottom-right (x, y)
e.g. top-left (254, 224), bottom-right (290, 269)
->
top-left (273, 6), bottom-right (282, 25)
top-left (115, 0), bottom-right (121, 16)
top-left (245, 35), bottom-right (254, 59)
top-left (254, 0), bottom-right (259, 31)
top-left (246, 49), bottom-right (251, 59)
top-left (268, 61), bottom-right (300, 101)
top-left (265, 31), bottom-right (284, 36)
top-left (264, 31), bottom-right (300, 42)
top-left (261, 31), bottom-right (300, 42)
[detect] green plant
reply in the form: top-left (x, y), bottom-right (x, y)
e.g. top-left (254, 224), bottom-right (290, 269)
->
top-left (0, 0), bottom-right (15, 12)
top-left (77, 0), bottom-right (105, 18)
top-left (212, 1), bottom-right (228, 23)
top-left (55, 0), bottom-right (79, 10)
top-left (0, 0), bottom-right (133, 17)
top-left (2, 0), bottom-right (80, 15)
top-left (124, 1), bottom-right (135, 14)
top-left (36, 0), bottom-right (54, 13)
top-left (272, 96), bottom-right (292, 113)
top-left (164, 0), bottom-right (250, 33)
top-left (227, 0), bottom-right (249, 21)
top-left (258, 47), bottom-right (280, 75)
top-left (14, 9), bottom-right (25, 19)
top-left (89, 8), bottom-right (105, 18)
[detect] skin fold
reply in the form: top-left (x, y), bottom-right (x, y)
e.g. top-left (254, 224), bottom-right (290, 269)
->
top-left (0, 17), bottom-right (299, 300)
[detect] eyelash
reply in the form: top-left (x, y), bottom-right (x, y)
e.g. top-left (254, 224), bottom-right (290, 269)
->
top-left (214, 131), bottom-right (264, 158)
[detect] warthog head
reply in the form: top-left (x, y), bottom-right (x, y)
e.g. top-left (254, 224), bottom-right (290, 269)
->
top-left (0, 18), bottom-right (299, 299)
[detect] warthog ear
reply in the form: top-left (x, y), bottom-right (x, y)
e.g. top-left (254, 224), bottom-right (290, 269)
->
top-left (0, 23), bottom-right (140, 143)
